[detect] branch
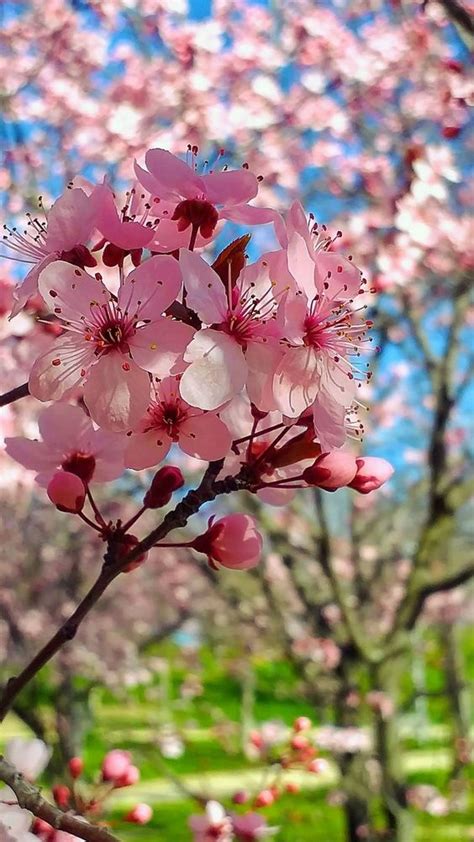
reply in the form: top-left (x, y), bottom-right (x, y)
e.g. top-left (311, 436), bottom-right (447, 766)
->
top-left (0, 382), bottom-right (29, 407)
top-left (404, 562), bottom-right (474, 631)
top-left (0, 757), bottom-right (119, 842)
top-left (437, 0), bottom-right (474, 39)
top-left (0, 460), bottom-right (245, 720)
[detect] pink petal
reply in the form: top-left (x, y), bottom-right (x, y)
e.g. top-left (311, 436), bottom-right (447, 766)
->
top-left (29, 336), bottom-right (94, 402)
top-left (273, 346), bottom-right (319, 417)
top-left (129, 317), bottom-right (195, 377)
top-left (38, 260), bottom-right (111, 322)
top-left (143, 149), bottom-right (205, 199)
top-left (92, 430), bottom-right (127, 481)
top-left (148, 215), bottom-right (215, 251)
top-left (179, 412), bottom-right (232, 461)
top-left (202, 170), bottom-right (258, 205)
top-left (4, 437), bottom-right (55, 472)
top-left (91, 183), bottom-right (154, 249)
top-left (10, 255), bottom-right (56, 318)
top-left (180, 329), bottom-right (246, 410)
top-left (320, 357), bottom-right (356, 408)
top-left (45, 188), bottom-right (96, 252)
top-left (179, 250), bottom-right (227, 324)
top-left (83, 354), bottom-right (150, 431)
top-left (245, 339), bottom-right (283, 412)
top-left (312, 393), bottom-right (347, 451)
top-left (287, 230), bottom-right (318, 301)
top-left (315, 252), bottom-right (362, 300)
top-left (125, 431), bottom-right (171, 470)
top-left (220, 204), bottom-right (286, 242)
top-left (118, 255), bottom-right (182, 321)
top-left (37, 403), bottom-right (93, 451)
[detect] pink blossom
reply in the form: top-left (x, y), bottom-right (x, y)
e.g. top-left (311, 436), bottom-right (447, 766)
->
top-left (5, 403), bottom-right (125, 486)
top-left (28, 256), bottom-right (194, 430)
top-left (5, 189), bottom-right (96, 318)
top-left (125, 375), bottom-right (231, 469)
top-left (348, 457), bottom-right (394, 493)
top-left (179, 249), bottom-right (285, 410)
top-left (189, 801), bottom-right (233, 842)
top-left (47, 471), bottom-right (85, 513)
top-left (273, 203), bottom-right (369, 449)
top-left (90, 182), bottom-right (158, 266)
top-left (192, 514), bottom-right (263, 570)
top-left (135, 147), bottom-right (282, 249)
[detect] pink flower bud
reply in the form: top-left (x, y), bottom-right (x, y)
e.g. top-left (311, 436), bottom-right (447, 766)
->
top-left (286, 782), bottom-right (299, 794)
top-left (115, 764), bottom-right (140, 788)
top-left (47, 471), bottom-right (85, 513)
top-left (52, 784), bottom-right (71, 808)
top-left (125, 803), bottom-right (153, 824)
top-left (307, 758), bottom-right (329, 774)
top-left (348, 457), bottom-right (394, 494)
top-left (232, 790), bottom-right (249, 805)
top-left (144, 466), bottom-right (184, 509)
top-left (101, 750), bottom-right (132, 783)
top-left (68, 757), bottom-right (84, 779)
top-left (192, 514), bottom-right (263, 570)
top-left (291, 735), bottom-right (309, 751)
top-left (293, 716), bottom-right (312, 732)
top-left (255, 789), bottom-right (274, 808)
top-left (302, 452), bottom-right (358, 491)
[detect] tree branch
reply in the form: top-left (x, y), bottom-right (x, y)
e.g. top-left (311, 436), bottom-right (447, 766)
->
top-left (0, 382), bottom-right (29, 407)
top-left (0, 460), bottom-right (246, 720)
top-left (0, 757), bottom-right (119, 842)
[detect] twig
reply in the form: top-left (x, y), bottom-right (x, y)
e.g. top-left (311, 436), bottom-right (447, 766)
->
top-left (0, 382), bottom-right (29, 407)
top-left (0, 757), bottom-right (119, 842)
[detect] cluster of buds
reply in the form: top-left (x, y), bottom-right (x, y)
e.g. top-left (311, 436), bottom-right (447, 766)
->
top-left (31, 751), bottom-right (152, 840)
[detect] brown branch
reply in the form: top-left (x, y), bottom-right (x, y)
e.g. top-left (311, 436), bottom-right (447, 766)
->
top-left (0, 382), bottom-right (29, 407)
top-left (0, 460), bottom-right (245, 720)
top-left (404, 562), bottom-right (474, 631)
top-left (437, 0), bottom-right (474, 37)
top-left (0, 757), bottom-right (119, 842)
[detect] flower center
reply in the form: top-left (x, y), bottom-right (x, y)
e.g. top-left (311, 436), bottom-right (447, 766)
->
top-left (61, 452), bottom-right (96, 484)
top-left (171, 198), bottom-right (219, 239)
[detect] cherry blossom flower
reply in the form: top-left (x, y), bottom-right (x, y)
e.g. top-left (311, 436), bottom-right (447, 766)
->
top-left (90, 182), bottom-right (158, 266)
top-left (5, 403), bottom-right (125, 487)
top-left (348, 457), bottom-right (394, 493)
top-left (188, 801), bottom-right (233, 842)
top-left (125, 375), bottom-right (232, 469)
top-left (232, 813), bottom-right (278, 840)
top-left (273, 202), bottom-right (370, 449)
top-left (179, 249), bottom-right (286, 411)
top-left (135, 147), bottom-right (283, 250)
top-left (28, 255), bottom-right (194, 430)
top-left (47, 470), bottom-right (86, 513)
top-left (4, 739), bottom-right (51, 781)
top-left (4, 189), bottom-right (96, 318)
top-left (0, 791), bottom-right (36, 842)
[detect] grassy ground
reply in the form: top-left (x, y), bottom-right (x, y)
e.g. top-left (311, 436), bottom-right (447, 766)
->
top-left (1, 638), bottom-right (473, 841)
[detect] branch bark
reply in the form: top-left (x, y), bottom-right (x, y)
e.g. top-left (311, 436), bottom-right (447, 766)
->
top-left (0, 382), bottom-right (29, 407)
top-left (0, 757), bottom-right (119, 842)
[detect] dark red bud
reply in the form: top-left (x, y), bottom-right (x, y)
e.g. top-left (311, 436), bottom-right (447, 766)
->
top-left (52, 784), bottom-right (71, 809)
top-left (143, 466), bottom-right (184, 509)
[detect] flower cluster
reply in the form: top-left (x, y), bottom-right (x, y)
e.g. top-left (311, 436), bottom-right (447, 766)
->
top-left (4, 147), bottom-right (393, 568)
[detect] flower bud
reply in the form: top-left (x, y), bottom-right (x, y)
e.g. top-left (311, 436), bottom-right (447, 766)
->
top-left (255, 789), bottom-right (274, 808)
top-left (143, 466), bottom-right (184, 509)
top-left (52, 784), bottom-right (71, 808)
top-left (115, 764), bottom-right (140, 788)
top-left (32, 817), bottom-right (54, 837)
top-left (348, 457), bottom-right (394, 494)
top-left (293, 716), bottom-right (312, 732)
top-left (232, 790), bottom-right (249, 805)
top-left (307, 758), bottom-right (329, 774)
top-left (47, 470), bottom-right (85, 513)
top-left (192, 514), bottom-right (263, 570)
top-left (302, 452), bottom-right (357, 491)
top-left (125, 803), bottom-right (153, 824)
top-left (285, 782), bottom-right (299, 794)
top-left (291, 735), bottom-right (309, 751)
top-left (68, 756), bottom-right (84, 779)
top-left (102, 750), bottom-right (132, 784)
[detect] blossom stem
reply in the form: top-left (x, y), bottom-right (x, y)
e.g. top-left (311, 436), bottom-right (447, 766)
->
top-left (251, 425), bottom-right (291, 468)
top-left (188, 224), bottom-right (199, 251)
top-left (86, 487), bottom-right (106, 527)
top-left (78, 511), bottom-right (103, 532)
top-left (232, 423), bottom-right (284, 447)
top-left (120, 506), bottom-right (147, 533)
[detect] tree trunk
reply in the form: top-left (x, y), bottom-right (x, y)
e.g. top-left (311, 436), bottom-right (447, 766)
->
top-left (440, 622), bottom-right (471, 776)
